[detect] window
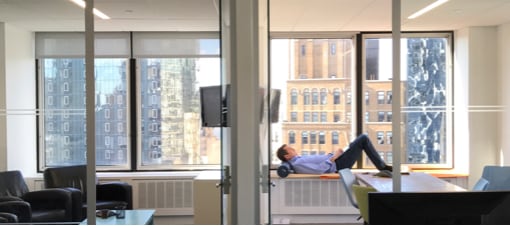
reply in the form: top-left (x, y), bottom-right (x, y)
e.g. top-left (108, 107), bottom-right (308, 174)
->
top-left (333, 88), bottom-right (340, 104)
top-left (377, 91), bottom-right (385, 104)
top-left (378, 111), bottom-right (385, 122)
top-left (302, 131), bottom-right (309, 144)
top-left (303, 89), bottom-right (310, 105)
top-left (303, 112), bottom-right (310, 122)
top-left (320, 88), bottom-right (327, 105)
top-left (320, 112), bottom-right (327, 122)
top-left (334, 112), bottom-right (340, 122)
top-left (332, 131), bottom-right (339, 144)
top-left (346, 92), bottom-right (351, 104)
top-left (362, 33), bottom-right (453, 168)
top-left (290, 112), bottom-right (297, 122)
top-left (289, 131), bottom-right (296, 144)
top-left (319, 131), bottom-right (325, 144)
top-left (365, 112), bottom-right (369, 122)
top-left (312, 112), bottom-right (319, 122)
top-left (312, 88), bottom-right (319, 105)
top-left (365, 91), bottom-right (369, 104)
top-left (35, 32), bottom-right (221, 170)
top-left (104, 109), bottom-right (110, 119)
top-left (377, 131), bottom-right (384, 144)
top-left (310, 131), bottom-right (317, 144)
top-left (291, 89), bottom-right (298, 105)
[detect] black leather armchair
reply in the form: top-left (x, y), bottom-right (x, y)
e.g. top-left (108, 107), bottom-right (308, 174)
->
top-left (43, 165), bottom-right (133, 221)
top-left (0, 170), bottom-right (74, 222)
top-left (0, 212), bottom-right (19, 223)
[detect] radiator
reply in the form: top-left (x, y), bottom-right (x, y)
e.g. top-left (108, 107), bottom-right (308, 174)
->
top-left (271, 179), bottom-right (358, 215)
top-left (133, 179), bottom-right (194, 215)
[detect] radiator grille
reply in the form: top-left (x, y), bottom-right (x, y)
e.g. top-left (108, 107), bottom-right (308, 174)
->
top-left (133, 180), bottom-right (193, 214)
top-left (283, 179), bottom-right (347, 207)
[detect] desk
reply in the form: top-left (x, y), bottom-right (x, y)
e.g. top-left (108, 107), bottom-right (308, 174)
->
top-left (356, 172), bottom-right (466, 192)
top-left (80, 210), bottom-right (155, 225)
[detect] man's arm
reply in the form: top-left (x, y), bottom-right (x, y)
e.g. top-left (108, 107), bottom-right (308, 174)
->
top-left (329, 148), bottom-right (344, 162)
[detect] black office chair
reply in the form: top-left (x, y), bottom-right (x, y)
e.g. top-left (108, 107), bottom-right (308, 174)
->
top-left (43, 165), bottom-right (133, 221)
top-left (0, 170), bottom-right (74, 222)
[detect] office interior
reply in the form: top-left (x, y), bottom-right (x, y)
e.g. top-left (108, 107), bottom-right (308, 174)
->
top-left (1, 0), bottom-right (510, 224)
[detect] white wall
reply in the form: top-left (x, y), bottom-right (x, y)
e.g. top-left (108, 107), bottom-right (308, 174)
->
top-left (0, 22), bottom-right (6, 171)
top-left (455, 26), bottom-right (502, 188)
top-left (499, 22), bottom-right (510, 165)
top-left (4, 24), bottom-right (37, 177)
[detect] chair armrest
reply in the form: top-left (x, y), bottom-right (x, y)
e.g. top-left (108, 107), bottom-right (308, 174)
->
top-left (0, 212), bottom-right (19, 223)
top-left (97, 182), bottom-right (133, 209)
top-left (0, 196), bottom-right (23, 202)
top-left (21, 188), bottom-right (73, 211)
top-left (0, 200), bottom-right (31, 222)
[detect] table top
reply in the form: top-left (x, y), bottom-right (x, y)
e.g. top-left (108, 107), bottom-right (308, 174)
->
top-left (80, 209), bottom-right (155, 225)
top-left (355, 172), bottom-right (466, 192)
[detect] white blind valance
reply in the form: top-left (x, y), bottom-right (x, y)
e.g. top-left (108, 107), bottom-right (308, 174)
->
top-left (132, 32), bottom-right (219, 58)
top-left (36, 32), bottom-right (220, 58)
top-left (35, 32), bottom-right (131, 58)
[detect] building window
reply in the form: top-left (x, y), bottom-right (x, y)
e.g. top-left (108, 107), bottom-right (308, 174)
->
top-left (334, 112), bottom-right (340, 122)
top-left (319, 131), bottom-right (325, 144)
top-left (387, 91), bottom-right (392, 104)
top-left (303, 89), bottom-right (310, 105)
top-left (330, 43), bottom-right (336, 55)
top-left (289, 131), bottom-right (296, 144)
top-left (365, 91), bottom-right (369, 104)
top-left (301, 44), bottom-right (306, 56)
top-left (291, 89), bottom-right (298, 105)
top-left (377, 131), bottom-right (384, 144)
top-left (311, 88), bottom-right (319, 105)
top-left (320, 88), bottom-right (327, 105)
top-left (333, 88), bottom-right (340, 104)
top-left (320, 112), bottom-right (327, 122)
top-left (310, 131), bottom-right (317, 144)
top-left (346, 92), bottom-right (351, 104)
top-left (303, 112), bottom-right (310, 122)
top-left (387, 111), bottom-right (392, 122)
top-left (332, 131), bottom-right (339, 144)
top-left (377, 91), bottom-right (385, 104)
top-left (104, 109), bottom-right (110, 119)
top-left (378, 111), bottom-right (385, 122)
top-left (302, 131), bottom-right (309, 144)
top-left (387, 132), bottom-right (393, 145)
top-left (290, 112), bottom-right (297, 122)
top-left (312, 112), bottom-right (319, 122)
top-left (365, 112), bottom-right (369, 122)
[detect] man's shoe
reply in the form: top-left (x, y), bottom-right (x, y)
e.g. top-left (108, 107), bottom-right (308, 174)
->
top-left (382, 165), bottom-right (393, 172)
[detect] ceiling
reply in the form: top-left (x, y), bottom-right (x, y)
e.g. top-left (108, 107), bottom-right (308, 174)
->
top-left (0, 0), bottom-right (509, 32)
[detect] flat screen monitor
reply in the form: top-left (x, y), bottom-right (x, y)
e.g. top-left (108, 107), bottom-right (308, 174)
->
top-left (368, 191), bottom-right (510, 224)
top-left (200, 85), bottom-right (229, 127)
top-left (269, 89), bottom-right (281, 123)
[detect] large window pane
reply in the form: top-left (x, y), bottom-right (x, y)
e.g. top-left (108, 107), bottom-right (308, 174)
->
top-left (271, 38), bottom-right (355, 165)
top-left (362, 33), bottom-right (452, 169)
top-left (41, 58), bottom-right (129, 168)
top-left (138, 58), bottom-right (221, 169)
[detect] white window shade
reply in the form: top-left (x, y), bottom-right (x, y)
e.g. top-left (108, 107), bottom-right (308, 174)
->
top-left (132, 32), bottom-right (219, 57)
top-left (36, 32), bottom-right (131, 58)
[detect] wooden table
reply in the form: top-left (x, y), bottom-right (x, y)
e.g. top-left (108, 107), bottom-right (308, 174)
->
top-left (80, 210), bottom-right (156, 225)
top-left (356, 172), bottom-right (466, 192)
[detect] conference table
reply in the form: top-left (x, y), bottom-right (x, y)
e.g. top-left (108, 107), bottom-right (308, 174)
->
top-left (355, 172), bottom-right (466, 192)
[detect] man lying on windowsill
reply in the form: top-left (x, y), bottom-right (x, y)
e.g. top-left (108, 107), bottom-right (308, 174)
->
top-left (276, 134), bottom-right (392, 177)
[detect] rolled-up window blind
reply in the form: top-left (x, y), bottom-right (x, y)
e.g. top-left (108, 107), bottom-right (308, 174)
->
top-left (35, 32), bottom-right (131, 58)
top-left (131, 32), bottom-right (219, 58)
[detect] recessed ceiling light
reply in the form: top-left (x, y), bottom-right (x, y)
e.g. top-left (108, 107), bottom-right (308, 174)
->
top-left (69, 0), bottom-right (111, 20)
top-left (408, 0), bottom-right (449, 19)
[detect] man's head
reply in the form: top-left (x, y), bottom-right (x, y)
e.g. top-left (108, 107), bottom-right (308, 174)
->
top-left (277, 144), bottom-right (298, 162)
